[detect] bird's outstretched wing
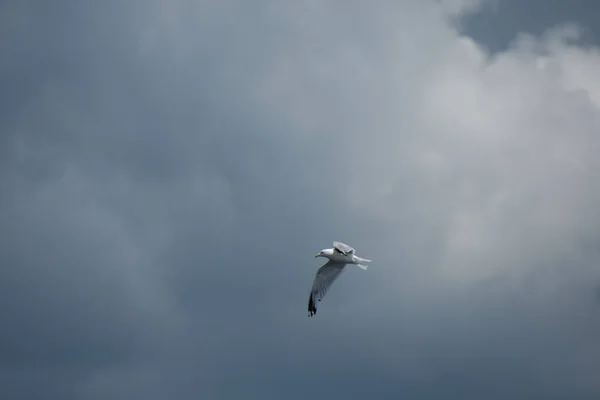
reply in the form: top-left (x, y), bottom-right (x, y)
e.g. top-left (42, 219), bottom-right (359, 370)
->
top-left (308, 260), bottom-right (347, 317)
top-left (333, 241), bottom-right (354, 255)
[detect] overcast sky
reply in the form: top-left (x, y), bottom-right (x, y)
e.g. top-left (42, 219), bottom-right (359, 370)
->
top-left (2, 1), bottom-right (600, 399)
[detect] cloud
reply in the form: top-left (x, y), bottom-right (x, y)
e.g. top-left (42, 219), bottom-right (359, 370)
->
top-left (439, 0), bottom-right (486, 16)
top-left (2, 0), bottom-right (600, 398)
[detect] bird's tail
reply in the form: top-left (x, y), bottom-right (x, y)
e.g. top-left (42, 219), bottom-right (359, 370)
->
top-left (354, 256), bottom-right (371, 270)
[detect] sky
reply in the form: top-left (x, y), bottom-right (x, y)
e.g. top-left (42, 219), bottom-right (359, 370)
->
top-left (2, 0), bottom-right (600, 399)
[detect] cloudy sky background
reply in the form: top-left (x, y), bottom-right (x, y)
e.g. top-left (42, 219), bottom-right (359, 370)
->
top-left (2, 0), bottom-right (600, 398)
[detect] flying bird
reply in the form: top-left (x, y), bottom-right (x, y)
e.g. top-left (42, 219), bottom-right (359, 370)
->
top-left (308, 241), bottom-right (371, 317)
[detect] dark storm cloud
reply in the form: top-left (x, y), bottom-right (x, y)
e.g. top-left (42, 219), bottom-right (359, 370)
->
top-left (464, 0), bottom-right (600, 51)
top-left (2, 1), bottom-right (600, 399)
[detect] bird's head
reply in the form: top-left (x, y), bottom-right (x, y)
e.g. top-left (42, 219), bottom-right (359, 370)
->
top-left (315, 249), bottom-right (331, 258)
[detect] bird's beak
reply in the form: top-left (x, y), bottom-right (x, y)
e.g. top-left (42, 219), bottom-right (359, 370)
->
top-left (315, 254), bottom-right (320, 257)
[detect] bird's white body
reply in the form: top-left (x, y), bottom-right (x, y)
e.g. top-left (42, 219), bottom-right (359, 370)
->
top-left (316, 248), bottom-right (369, 267)
top-left (308, 242), bottom-right (371, 317)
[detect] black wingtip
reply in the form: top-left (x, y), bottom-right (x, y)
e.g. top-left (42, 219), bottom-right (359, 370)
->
top-left (308, 294), bottom-right (317, 317)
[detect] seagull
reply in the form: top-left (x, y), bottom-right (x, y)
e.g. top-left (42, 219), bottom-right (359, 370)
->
top-left (308, 241), bottom-right (371, 317)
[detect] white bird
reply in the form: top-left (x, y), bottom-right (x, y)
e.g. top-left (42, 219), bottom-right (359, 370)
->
top-left (308, 241), bottom-right (371, 317)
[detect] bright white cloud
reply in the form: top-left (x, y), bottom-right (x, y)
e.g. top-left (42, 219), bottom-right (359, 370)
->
top-left (254, 9), bottom-right (600, 287)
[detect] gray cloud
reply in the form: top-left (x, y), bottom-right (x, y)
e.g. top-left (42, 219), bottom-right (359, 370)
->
top-left (2, 0), bottom-right (600, 399)
top-left (464, 0), bottom-right (600, 52)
